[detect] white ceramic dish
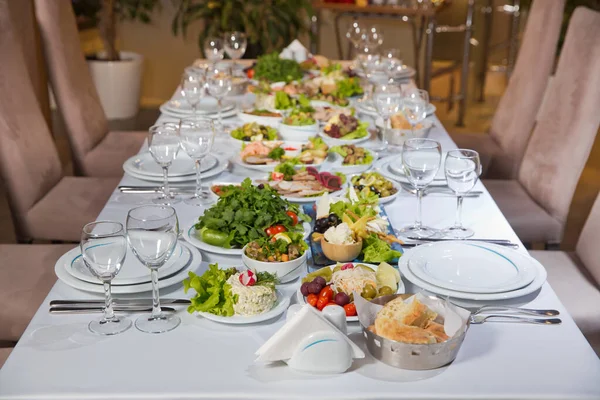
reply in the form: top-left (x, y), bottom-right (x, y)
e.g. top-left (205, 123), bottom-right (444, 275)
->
top-left (241, 245), bottom-right (308, 281)
top-left (297, 263), bottom-right (406, 322)
top-left (231, 140), bottom-right (324, 172)
top-left (162, 98), bottom-right (235, 114)
top-left (123, 153), bottom-right (217, 178)
top-left (407, 242), bottom-right (537, 294)
top-left (66, 242), bottom-right (190, 286)
top-left (278, 123), bottom-right (318, 142)
top-left (184, 222), bottom-right (312, 255)
top-left (329, 149), bottom-right (377, 175)
top-left (196, 290), bottom-right (290, 325)
top-left (124, 156), bottom-right (229, 183)
top-left (375, 118), bottom-right (434, 146)
top-left (317, 130), bottom-right (370, 147)
top-left (279, 186), bottom-right (346, 203)
top-left (398, 243), bottom-right (547, 301)
top-left (237, 111), bottom-right (282, 128)
top-left (346, 176), bottom-right (402, 205)
top-left (54, 242), bottom-right (201, 294)
top-left (159, 105), bottom-right (238, 120)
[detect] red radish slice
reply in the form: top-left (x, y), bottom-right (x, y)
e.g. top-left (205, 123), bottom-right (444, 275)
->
top-left (239, 270), bottom-right (256, 286)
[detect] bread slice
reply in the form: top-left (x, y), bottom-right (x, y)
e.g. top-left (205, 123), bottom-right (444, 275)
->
top-left (424, 321), bottom-right (449, 343)
top-left (374, 319), bottom-right (437, 344)
top-left (375, 297), bottom-right (437, 331)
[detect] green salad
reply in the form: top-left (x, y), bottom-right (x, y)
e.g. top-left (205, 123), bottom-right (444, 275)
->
top-left (245, 232), bottom-right (308, 262)
top-left (283, 108), bottom-right (316, 126)
top-left (324, 114), bottom-right (369, 140)
top-left (255, 52), bottom-right (304, 83)
top-left (334, 77), bottom-right (363, 99)
top-left (330, 145), bottom-right (373, 165)
top-left (351, 172), bottom-right (398, 199)
top-left (230, 123), bottom-right (278, 142)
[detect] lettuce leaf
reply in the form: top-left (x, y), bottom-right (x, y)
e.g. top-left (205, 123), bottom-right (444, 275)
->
top-left (183, 264), bottom-right (239, 316)
top-left (341, 122), bottom-right (369, 140)
top-left (361, 235), bottom-right (402, 263)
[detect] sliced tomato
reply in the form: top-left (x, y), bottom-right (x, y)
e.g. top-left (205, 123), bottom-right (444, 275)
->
top-left (285, 211), bottom-right (299, 226)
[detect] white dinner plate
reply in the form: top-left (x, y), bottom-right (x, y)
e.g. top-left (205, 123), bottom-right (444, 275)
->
top-left (54, 242), bottom-right (201, 294)
top-left (66, 242), bottom-right (190, 286)
top-left (162, 98), bottom-right (235, 115)
top-left (159, 105), bottom-right (238, 120)
top-left (196, 290), bottom-right (290, 324)
top-left (356, 101), bottom-right (436, 118)
top-left (297, 263), bottom-right (406, 322)
top-left (406, 242), bottom-right (537, 294)
top-left (124, 155), bottom-right (229, 183)
top-left (279, 187), bottom-right (346, 203)
top-left (123, 153), bottom-right (217, 178)
top-left (398, 244), bottom-right (547, 301)
top-left (373, 155), bottom-right (448, 187)
top-left (183, 222), bottom-right (312, 256)
top-left (230, 140), bottom-right (325, 172)
top-left (387, 155), bottom-right (446, 181)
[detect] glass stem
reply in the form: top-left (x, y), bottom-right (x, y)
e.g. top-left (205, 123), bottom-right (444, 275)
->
top-left (383, 117), bottom-right (390, 147)
top-left (150, 268), bottom-right (162, 319)
top-left (415, 188), bottom-right (423, 229)
top-left (194, 159), bottom-right (203, 198)
top-left (218, 99), bottom-right (223, 126)
top-left (103, 281), bottom-right (115, 321)
top-left (162, 166), bottom-right (170, 199)
top-left (192, 103), bottom-right (197, 115)
top-left (455, 195), bottom-right (464, 229)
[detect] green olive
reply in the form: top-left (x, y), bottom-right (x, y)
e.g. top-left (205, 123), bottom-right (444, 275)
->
top-left (333, 266), bottom-right (342, 273)
top-left (361, 284), bottom-right (377, 299)
top-left (378, 286), bottom-right (394, 296)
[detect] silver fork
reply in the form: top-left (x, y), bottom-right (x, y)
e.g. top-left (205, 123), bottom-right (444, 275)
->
top-left (470, 314), bottom-right (562, 325)
top-left (472, 305), bottom-right (559, 316)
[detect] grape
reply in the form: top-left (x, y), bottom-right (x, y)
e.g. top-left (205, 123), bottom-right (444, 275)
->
top-left (307, 282), bottom-right (321, 295)
top-left (300, 282), bottom-right (310, 296)
top-left (334, 292), bottom-right (350, 306)
top-left (313, 276), bottom-right (327, 287)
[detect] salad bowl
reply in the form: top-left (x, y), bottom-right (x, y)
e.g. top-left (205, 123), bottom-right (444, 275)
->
top-left (241, 244), bottom-right (308, 280)
top-left (237, 110), bottom-right (282, 128)
top-left (375, 117), bottom-right (434, 146)
top-left (278, 122), bottom-right (319, 142)
top-left (318, 130), bottom-right (370, 147)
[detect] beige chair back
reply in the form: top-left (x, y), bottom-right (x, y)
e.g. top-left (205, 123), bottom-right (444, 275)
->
top-left (518, 7), bottom-right (600, 232)
top-left (0, 0), bottom-right (62, 238)
top-left (577, 193), bottom-right (600, 286)
top-left (34, 0), bottom-right (108, 174)
top-left (487, 0), bottom-right (565, 179)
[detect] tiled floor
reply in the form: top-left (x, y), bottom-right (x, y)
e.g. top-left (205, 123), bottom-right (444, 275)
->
top-left (0, 69), bottom-right (598, 249)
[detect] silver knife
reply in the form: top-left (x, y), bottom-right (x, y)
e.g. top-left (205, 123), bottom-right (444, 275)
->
top-left (49, 306), bottom-right (177, 314)
top-left (404, 237), bottom-right (514, 244)
top-left (402, 240), bottom-right (519, 248)
top-left (119, 186), bottom-right (198, 194)
top-left (49, 299), bottom-right (191, 307)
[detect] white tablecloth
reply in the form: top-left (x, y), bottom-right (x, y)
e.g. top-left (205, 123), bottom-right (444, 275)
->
top-left (1, 93), bottom-right (599, 399)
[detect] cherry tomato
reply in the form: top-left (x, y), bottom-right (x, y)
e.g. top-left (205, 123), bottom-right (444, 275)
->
top-left (319, 285), bottom-right (334, 301)
top-left (286, 211), bottom-right (299, 226)
top-left (316, 297), bottom-right (328, 311)
top-left (265, 225), bottom-right (286, 236)
top-left (306, 294), bottom-right (318, 307)
top-left (343, 303), bottom-right (357, 317)
top-left (246, 68), bottom-right (255, 79)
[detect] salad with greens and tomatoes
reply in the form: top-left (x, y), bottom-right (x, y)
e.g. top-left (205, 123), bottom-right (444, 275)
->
top-left (244, 231), bottom-right (308, 263)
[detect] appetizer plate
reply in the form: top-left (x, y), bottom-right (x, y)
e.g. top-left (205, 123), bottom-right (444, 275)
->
top-left (317, 130), bottom-right (370, 147)
top-left (329, 150), bottom-right (378, 175)
top-left (123, 152), bottom-right (217, 178)
top-left (124, 155), bottom-right (229, 183)
top-left (297, 263), bottom-right (406, 322)
top-left (161, 98), bottom-right (235, 115)
top-left (237, 111), bottom-right (282, 128)
top-left (55, 242), bottom-right (201, 294)
top-left (407, 242), bottom-right (537, 294)
top-left (197, 290), bottom-right (290, 324)
top-left (345, 177), bottom-right (402, 205)
top-left (398, 243), bottom-right (547, 301)
top-left (309, 100), bottom-right (353, 110)
top-left (66, 242), bottom-right (190, 286)
top-left (279, 187), bottom-right (346, 203)
top-left (183, 222), bottom-right (312, 256)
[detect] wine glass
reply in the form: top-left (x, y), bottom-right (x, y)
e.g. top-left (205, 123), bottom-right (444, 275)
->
top-left (80, 221), bottom-right (131, 335)
top-left (148, 123), bottom-right (181, 205)
top-left (180, 69), bottom-right (204, 114)
top-left (382, 49), bottom-right (403, 82)
top-left (206, 67), bottom-right (232, 127)
top-left (179, 117), bottom-right (215, 206)
top-left (443, 150), bottom-right (481, 238)
top-left (357, 53), bottom-right (379, 104)
top-left (126, 205), bottom-right (180, 334)
top-left (374, 84), bottom-right (403, 152)
top-left (403, 89), bottom-right (429, 137)
top-left (346, 21), bottom-right (365, 54)
top-left (399, 138), bottom-right (442, 238)
top-left (224, 31), bottom-right (247, 71)
top-left (204, 37), bottom-right (224, 65)
top-left (364, 26), bottom-right (384, 52)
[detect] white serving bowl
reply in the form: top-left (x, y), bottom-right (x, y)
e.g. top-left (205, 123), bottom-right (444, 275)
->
top-left (279, 122), bottom-right (319, 141)
top-left (318, 130), bottom-right (370, 147)
top-left (330, 150), bottom-right (378, 175)
top-left (237, 111), bottom-right (282, 128)
top-left (375, 118), bottom-right (433, 146)
top-left (309, 100), bottom-right (353, 110)
top-left (241, 244), bottom-right (308, 280)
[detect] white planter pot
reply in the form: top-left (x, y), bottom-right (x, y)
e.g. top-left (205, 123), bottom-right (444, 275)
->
top-left (87, 51), bottom-right (143, 120)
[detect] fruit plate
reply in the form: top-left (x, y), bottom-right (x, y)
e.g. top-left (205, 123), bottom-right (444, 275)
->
top-left (296, 263), bottom-right (405, 322)
top-left (302, 204), bottom-right (403, 267)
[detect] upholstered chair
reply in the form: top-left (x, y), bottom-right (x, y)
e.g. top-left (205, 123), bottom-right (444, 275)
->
top-left (0, 244), bottom-right (74, 368)
top-left (485, 6), bottom-right (600, 245)
top-left (452, 0), bottom-right (565, 179)
top-left (530, 192), bottom-right (600, 355)
top-left (0, 2), bottom-right (119, 242)
top-left (34, 0), bottom-right (146, 178)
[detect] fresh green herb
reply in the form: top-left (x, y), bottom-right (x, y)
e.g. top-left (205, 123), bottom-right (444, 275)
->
top-left (340, 122), bottom-right (369, 140)
top-left (334, 77), bottom-right (363, 99)
top-left (255, 271), bottom-right (279, 289)
top-left (335, 172), bottom-right (347, 185)
top-left (361, 234), bottom-right (402, 263)
top-left (183, 264), bottom-right (238, 316)
top-left (273, 160), bottom-right (299, 180)
top-left (268, 147), bottom-right (285, 160)
top-left (329, 200), bottom-right (378, 221)
top-left (322, 63), bottom-right (342, 75)
top-left (275, 91), bottom-right (294, 110)
top-left (255, 52), bottom-right (303, 83)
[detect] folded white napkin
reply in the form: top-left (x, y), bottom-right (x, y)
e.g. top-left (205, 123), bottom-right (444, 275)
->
top-left (280, 39), bottom-right (309, 63)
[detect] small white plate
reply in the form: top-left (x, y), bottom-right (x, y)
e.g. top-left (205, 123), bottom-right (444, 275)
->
top-left (317, 130), bottom-right (370, 147)
top-left (124, 153), bottom-right (217, 178)
top-left (162, 98), bottom-right (235, 114)
top-left (159, 105), bottom-right (238, 120)
top-left (124, 155), bottom-right (229, 183)
top-left (54, 242), bottom-right (201, 294)
top-left (407, 242), bottom-right (537, 293)
top-left (66, 242), bottom-right (190, 286)
top-left (196, 290), bottom-right (290, 324)
top-left (373, 155), bottom-right (448, 187)
top-left (329, 149), bottom-right (377, 175)
top-left (183, 222), bottom-right (312, 255)
top-left (297, 263), bottom-right (406, 322)
top-left (346, 173), bottom-right (402, 204)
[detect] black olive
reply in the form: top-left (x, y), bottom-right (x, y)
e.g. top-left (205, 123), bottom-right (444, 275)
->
top-left (328, 213), bottom-right (340, 225)
top-left (242, 137), bottom-right (251, 141)
top-left (370, 186), bottom-right (380, 195)
top-left (357, 185), bottom-right (365, 191)
top-left (257, 184), bottom-right (265, 190)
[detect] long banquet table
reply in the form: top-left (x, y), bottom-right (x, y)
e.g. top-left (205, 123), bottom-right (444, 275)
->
top-left (1, 89), bottom-right (599, 399)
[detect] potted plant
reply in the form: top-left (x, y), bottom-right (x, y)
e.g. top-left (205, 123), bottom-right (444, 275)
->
top-left (72, 0), bottom-right (160, 119)
top-left (171, 0), bottom-right (312, 59)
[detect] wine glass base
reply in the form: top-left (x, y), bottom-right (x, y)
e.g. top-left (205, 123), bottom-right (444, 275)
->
top-left (443, 226), bottom-right (475, 239)
top-left (135, 313), bottom-right (180, 334)
top-left (152, 195), bottom-right (181, 206)
top-left (398, 225), bottom-right (438, 239)
top-left (184, 193), bottom-right (214, 206)
top-left (89, 316), bottom-right (132, 336)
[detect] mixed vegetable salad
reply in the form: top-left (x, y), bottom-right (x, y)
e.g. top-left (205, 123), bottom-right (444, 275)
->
top-left (330, 145), bottom-right (373, 165)
top-left (245, 231), bottom-right (308, 263)
top-left (230, 123), bottom-right (278, 142)
top-left (323, 114), bottom-right (369, 140)
top-left (351, 172), bottom-right (398, 199)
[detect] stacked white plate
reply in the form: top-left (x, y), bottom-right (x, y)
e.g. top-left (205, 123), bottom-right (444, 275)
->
top-left (54, 242), bottom-right (201, 294)
top-left (398, 241), bottom-right (547, 301)
top-left (123, 152), bottom-right (229, 183)
top-left (356, 100), bottom-right (436, 118)
top-left (159, 97), bottom-right (238, 120)
top-left (374, 154), bottom-right (448, 187)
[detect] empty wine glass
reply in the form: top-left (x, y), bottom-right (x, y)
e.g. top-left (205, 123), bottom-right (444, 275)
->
top-left (357, 53), bottom-right (379, 104)
top-left (180, 69), bottom-right (204, 114)
top-left (364, 26), bottom-right (384, 52)
top-left (204, 37), bottom-right (225, 65)
top-left (179, 117), bottom-right (215, 206)
top-left (126, 205), bottom-right (180, 334)
top-left (382, 49), bottom-right (403, 81)
top-left (148, 123), bottom-right (181, 205)
top-left (346, 21), bottom-right (365, 52)
top-left (374, 84), bottom-right (403, 151)
top-left (444, 150), bottom-right (481, 238)
top-left (206, 67), bottom-right (232, 127)
top-left (80, 221), bottom-right (130, 335)
top-left (399, 138), bottom-right (442, 238)
top-left (403, 89), bottom-right (429, 137)
top-left (224, 31), bottom-right (247, 70)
